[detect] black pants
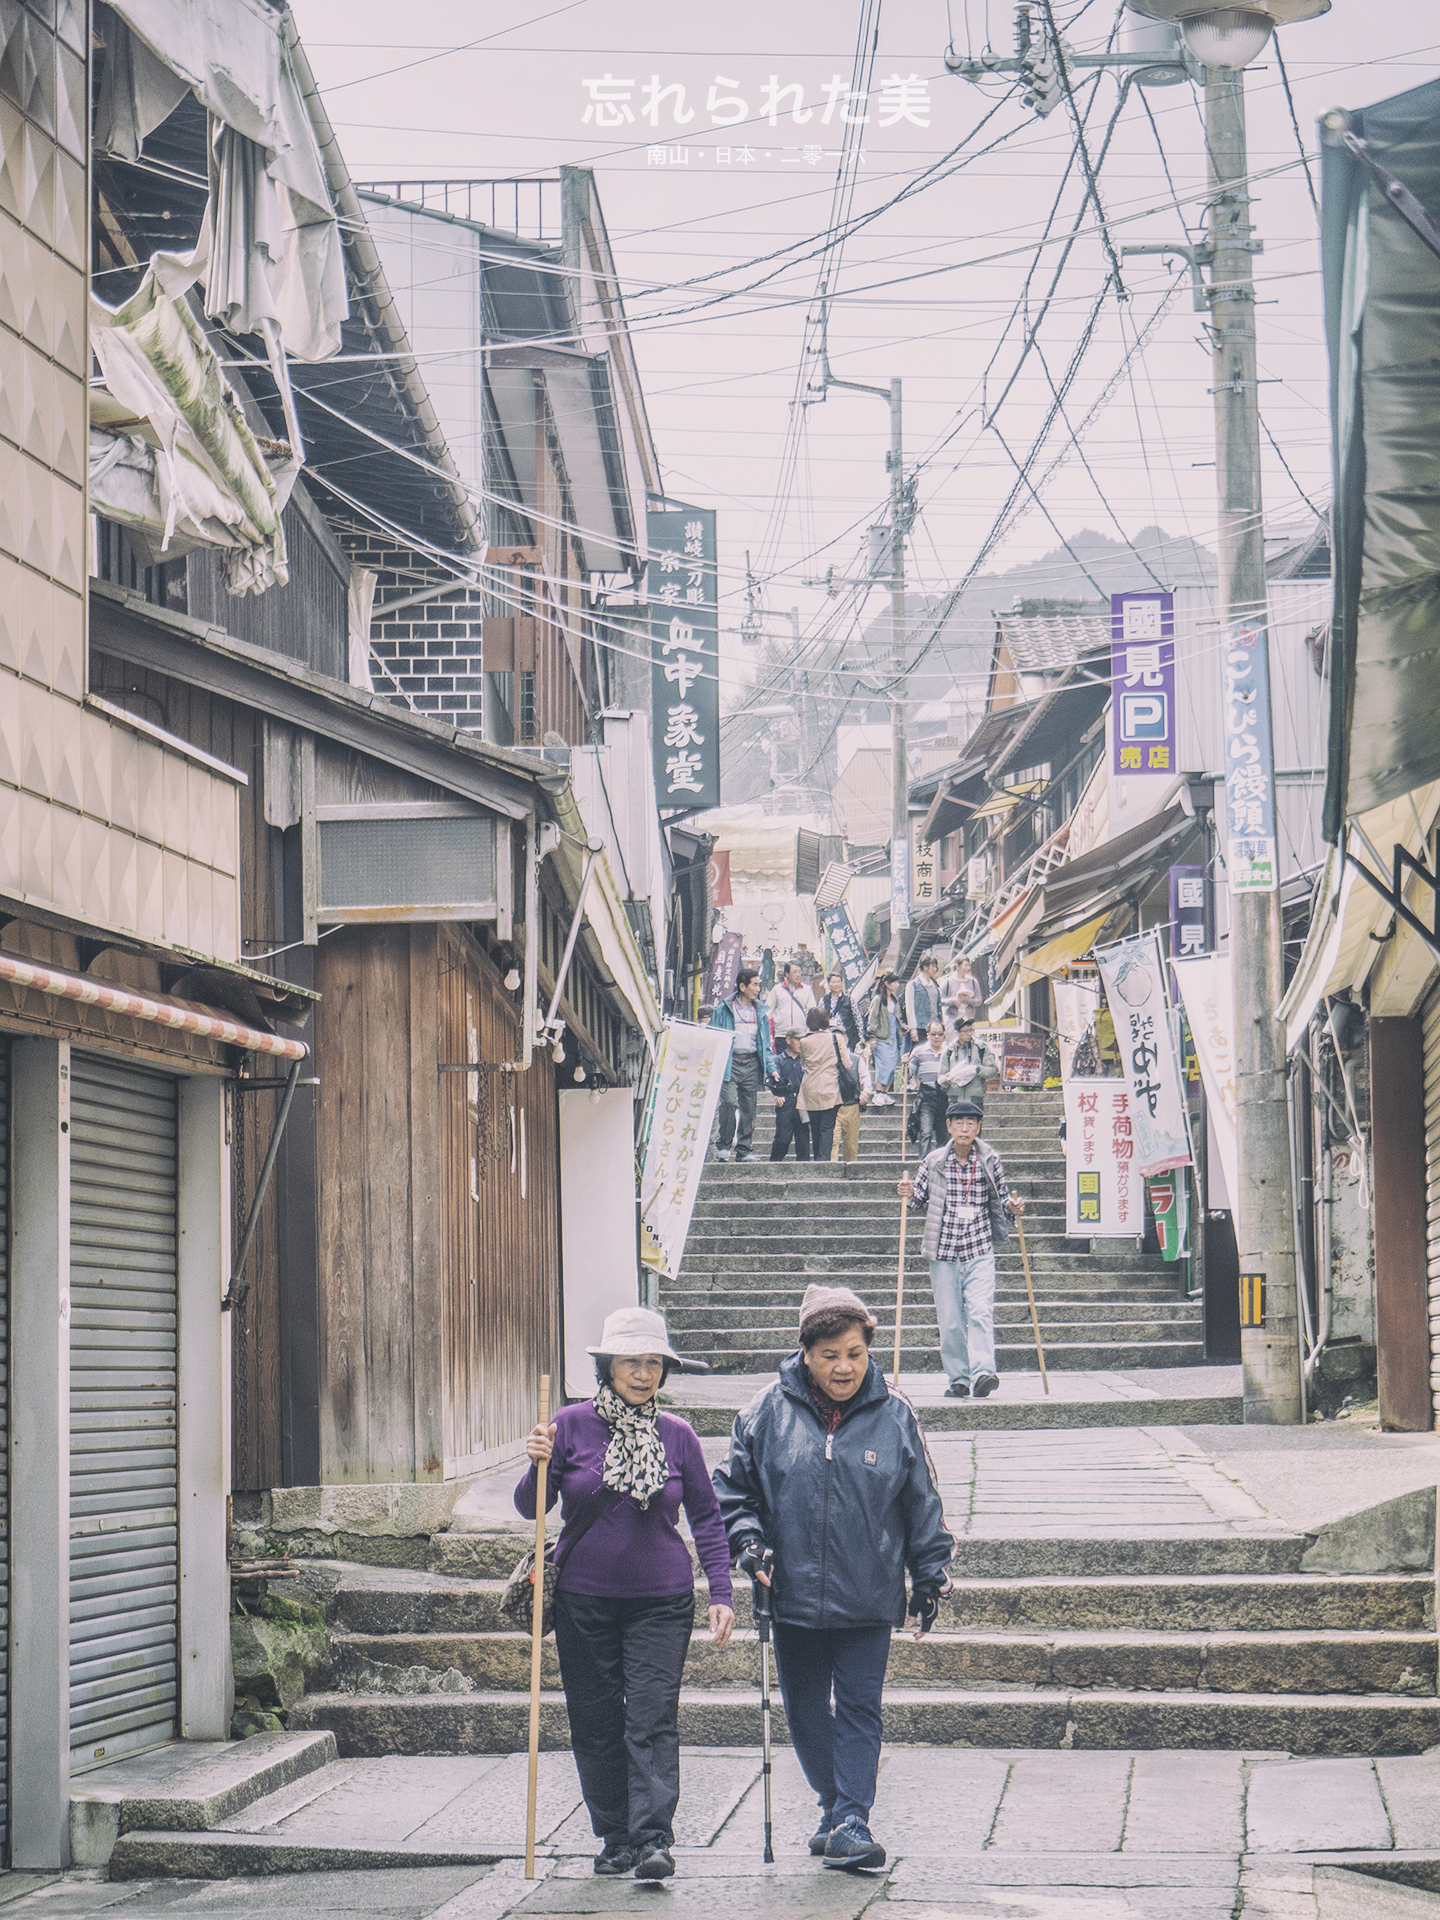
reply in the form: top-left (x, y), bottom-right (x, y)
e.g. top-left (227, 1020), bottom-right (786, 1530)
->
top-left (770, 1099), bottom-right (811, 1161)
top-left (808, 1105), bottom-right (838, 1162)
top-left (772, 1621), bottom-right (892, 1827)
top-left (553, 1589), bottom-right (695, 1848)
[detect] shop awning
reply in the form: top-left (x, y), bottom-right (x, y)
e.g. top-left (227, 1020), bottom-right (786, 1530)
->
top-left (1278, 777), bottom-right (1440, 1051)
top-left (0, 953), bottom-right (309, 1059)
top-left (1322, 76), bottom-right (1440, 836)
top-left (1019, 912), bottom-right (1110, 985)
top-left (1039, 802), bottom-right (1197, 929)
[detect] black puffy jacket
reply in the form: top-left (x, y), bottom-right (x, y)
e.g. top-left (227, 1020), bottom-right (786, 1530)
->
top-left (712, 1352), bottom-right (953, 1630)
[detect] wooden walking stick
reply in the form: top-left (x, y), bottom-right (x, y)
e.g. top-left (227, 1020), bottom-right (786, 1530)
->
top-left (1016, 1215), bottom-right (1050, 1393)
top-left (525, 1374), bottom-right (550, 1879)
top-left (893, 1075), bottom-right (910, 1386)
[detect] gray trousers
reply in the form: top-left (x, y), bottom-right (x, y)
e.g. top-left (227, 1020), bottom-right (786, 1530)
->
top-left (718, 1052), bottom-right (761, 1151)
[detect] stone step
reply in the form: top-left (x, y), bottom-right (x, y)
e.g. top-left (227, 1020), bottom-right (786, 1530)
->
top-left (663, 1390), bottom-right (1244, 1435)
top-left (324, 1566), bottom-right (1427, 1636)
top-left (327, 1626), bottom-right (1437, 1699)
top-left (290, 1687), bottom-right (1440, 1758)
top-left (667, 1283), bottom-right (1189, 1305)
top-left (68, 1729), bottom-right (337, 1870)
top-left (665, 1303), bottom-right (1201, 1332)
top-left (108, 1829), bottom-right (507, 1881)
top-left (678, 1339), bottom-right (1208, 1372)
top-left (677, 1245), bottom-right (1171, 1269)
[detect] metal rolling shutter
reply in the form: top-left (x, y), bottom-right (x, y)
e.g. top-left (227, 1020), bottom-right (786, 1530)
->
top-left (68, 1055), bottom-right (179, 1772)
top-left (1424, 989), bottom-right (1440, 1426)
top-left (0, 1044), bottom-right (10, 1847)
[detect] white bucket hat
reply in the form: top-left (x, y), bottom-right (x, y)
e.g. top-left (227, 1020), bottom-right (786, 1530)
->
top-left (586, 1304), bottom-right (684, 1362)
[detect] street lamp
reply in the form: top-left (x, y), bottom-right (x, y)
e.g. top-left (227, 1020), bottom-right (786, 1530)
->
top-left (1122, 0), bottom-right (1329, 69)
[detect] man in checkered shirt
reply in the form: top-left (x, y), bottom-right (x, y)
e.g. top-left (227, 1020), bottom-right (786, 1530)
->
top-left (896, 1099), bottom-right (1023, 1400)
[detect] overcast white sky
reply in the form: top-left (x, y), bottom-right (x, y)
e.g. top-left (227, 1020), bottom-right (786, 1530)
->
top-left (291, 1), bottom-right (1440, 693)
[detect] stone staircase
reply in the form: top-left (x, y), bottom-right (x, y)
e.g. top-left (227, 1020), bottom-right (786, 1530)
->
top-left (666, 1087), bottom-right (1205, 1374)
top-left (288, 1525), bottom-right (1440, 1759)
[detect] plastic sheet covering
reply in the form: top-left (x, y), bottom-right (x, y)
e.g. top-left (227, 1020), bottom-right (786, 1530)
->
top-left (96, 0), bottom-right (347, 362)
top-left (90, 279), bottom-right (293, 594)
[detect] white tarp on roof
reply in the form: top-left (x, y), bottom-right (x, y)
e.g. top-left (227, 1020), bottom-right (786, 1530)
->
top-left (96, 0), bottom-right (347, 362)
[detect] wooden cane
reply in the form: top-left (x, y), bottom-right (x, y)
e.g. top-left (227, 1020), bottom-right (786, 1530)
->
top-left (893, 1076), bottom-right (910, 1386)
top-left (1016, 1216), bottom-right (1049, 1393)
top-left (525, 1374), bottom-right (551, 1878)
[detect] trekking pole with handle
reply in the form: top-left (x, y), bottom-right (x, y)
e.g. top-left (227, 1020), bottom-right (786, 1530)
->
top-left (892, 1073), bottom-right (910, 1387)
top-left (752, 1564), bottom-right (775, 1864)
top-left (525, 1374), bottom-right (550, 1879)
top-left (1016, 1215), bottom-right (1050, 1393)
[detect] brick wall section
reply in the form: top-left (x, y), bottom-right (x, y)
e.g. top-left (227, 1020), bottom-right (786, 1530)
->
top-left (338, 526), bottom-right (489, 732)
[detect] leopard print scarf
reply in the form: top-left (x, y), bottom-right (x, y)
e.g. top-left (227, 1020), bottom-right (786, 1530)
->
top-left (593, 1382), bottom-right (670, 1510)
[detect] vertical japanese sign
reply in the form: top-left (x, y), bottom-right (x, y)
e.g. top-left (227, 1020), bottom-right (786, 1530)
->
top-left (1221, 620), bottom-right (1278, 892)
top-left (1094, 933), bottom-right (1191, 1177)
top-left (1169, 864), bottom-right (1207, 962)
top-left (1145, 1174), bottom-right (1190, 1261)
top-left (1111, 591), bottom-right (1176, 778)
top-left (910, 819), bottom-right (938, 916)
top-left (709, 849), bottom-right (732, 906)
top-left (1054, 979), bottom-right (1100, 1079)
top-left (890, 839), bottom-right (910, 934)
top-left (1170, 953), bottom-right (1238, 1209)
top-left (819, 903), bottom-right (865, 984)
top-left (649, 501), bottom-right (719, 812)
top-left (1063, 1078), bottom-right (1143, 1236)
top-left (638, 1021), bottom-right (732, 1277)
top-left (701, 929), bottom-right (743, 1006)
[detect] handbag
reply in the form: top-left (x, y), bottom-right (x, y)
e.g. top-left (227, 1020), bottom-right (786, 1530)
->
top-left (833, 1035), bottom-right (860, 1106)
top-left (500, 1480), bottom-right (617, 1637)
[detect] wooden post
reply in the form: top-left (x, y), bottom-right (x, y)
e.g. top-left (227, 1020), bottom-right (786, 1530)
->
top-left (893, 1077), bottom-right (910, 1386)
top-left (525, 1374), bottom-right (551, 1878)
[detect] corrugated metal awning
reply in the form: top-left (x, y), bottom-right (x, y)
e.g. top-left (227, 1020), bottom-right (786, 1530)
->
top-left (0, 955), bottom-right (308, 1060)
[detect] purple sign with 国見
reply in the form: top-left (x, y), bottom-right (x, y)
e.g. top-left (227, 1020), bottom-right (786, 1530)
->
top-left (1111, 591), bottom-right (1176, 778)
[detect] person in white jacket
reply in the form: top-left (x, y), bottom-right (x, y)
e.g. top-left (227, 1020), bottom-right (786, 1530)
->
top-left (769, 960), bottom-right (816, 1042)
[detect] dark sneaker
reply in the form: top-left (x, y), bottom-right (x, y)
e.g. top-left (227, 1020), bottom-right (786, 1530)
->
top-left (944, 1380), bottom-right (970, 1399)
top-left (594, 1841), bottom-right (636, 1875)
top-left (808, 1807), bottom-right (836, 1855)
top-left (633, 1842), bottom-right (676, 1880)
top-left (823, 1818), bottom-right (886, 1871)
top-left (972, 1371), bottom-right (1000, 1398)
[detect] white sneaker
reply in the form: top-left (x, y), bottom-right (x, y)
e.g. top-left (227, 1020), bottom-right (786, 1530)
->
top-left (715, 1147), bottom-right (733, 1161)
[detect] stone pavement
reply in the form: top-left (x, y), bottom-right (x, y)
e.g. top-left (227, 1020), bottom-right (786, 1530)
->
top-left (14, 1746), bottom-right (1440, 1916)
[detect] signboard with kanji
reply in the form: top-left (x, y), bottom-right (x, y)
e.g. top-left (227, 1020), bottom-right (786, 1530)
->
top-left (910, 818), bottom-right (938, 915)
top-left (1111, 590), bottom-right (1176, 778)
top-left (638, 1020), bottom-right (732, 1277)
top-left (1063, 1077), bottom-right (1143, 1236)
top-left (1094, 932), bottom-right (1192, 1178)
top-left (819, 903), bottom-right (866, 984)
top-left (1221, 620), bottom-right (1278, 893)
top-left (1169, 864), bottom-right (1207, 963)
top-left (649, 500), bottom-right (719, 813)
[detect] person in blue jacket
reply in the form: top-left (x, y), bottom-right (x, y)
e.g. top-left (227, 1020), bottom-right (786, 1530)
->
top-left (709, 968), bottom-right (776, 1162)
top-left (712, 1285), bottom-right (953, 1873)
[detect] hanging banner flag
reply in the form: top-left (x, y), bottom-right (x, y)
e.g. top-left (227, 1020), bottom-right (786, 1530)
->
top-left (819, 903), bottom-right (866, 984)
top-left (709, 849), bottom-right (733, 907)
top-left (638, 1021), bottom-right (732, 1278)
top-left (1063, 1078), bottom-right (1143, 1236)
top-left (890, 839), bottom-right (910, 934)
top-left (1221, 619), bottom-right (1279, 893)
top-left (701, 930), bottom-right (743, 1007)
top-left (1170, 953), bottom-right (1239, 1209)
top-left (1111, 590), bottom-right (1176, 777)
top-left (1054, 979), bottom-right (1102, 1079)
top-left (1094, 933), bottom-right (1191, 1177)
top-left (910, 819), bottom-right (939, 916)
top-left (1145, 1173), bottom-right (1190, 1261)
top-left (649, 500), bottom-right (720, 813)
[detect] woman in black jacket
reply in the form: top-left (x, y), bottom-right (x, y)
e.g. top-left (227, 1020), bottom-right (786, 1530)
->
top-left (712, 1285), bottom-right (952, 1873)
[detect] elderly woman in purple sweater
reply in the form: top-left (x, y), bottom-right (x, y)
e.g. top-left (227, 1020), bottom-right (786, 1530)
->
top-left (516, 1305), bottom-right (734, 1883)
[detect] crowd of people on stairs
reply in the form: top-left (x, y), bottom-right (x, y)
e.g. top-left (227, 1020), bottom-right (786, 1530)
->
top-left (708, 951), bottom-right (998, 1173)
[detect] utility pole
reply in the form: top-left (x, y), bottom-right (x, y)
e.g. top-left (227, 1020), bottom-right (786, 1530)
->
top-left (1206, 69), bottom-right (1301, 1424)
top-left (886, 378), bottom-right (908, 888)
top-left (805, 296), bottom-right (911, 909)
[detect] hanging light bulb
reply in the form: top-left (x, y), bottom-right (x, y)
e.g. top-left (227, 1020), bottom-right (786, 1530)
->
top-left (504, 965), bottom-right (521, 991)
top-left (574, 1060), bottom-right (587, 1084)
top-left (551, 1038), bottom-right (566, 1065)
